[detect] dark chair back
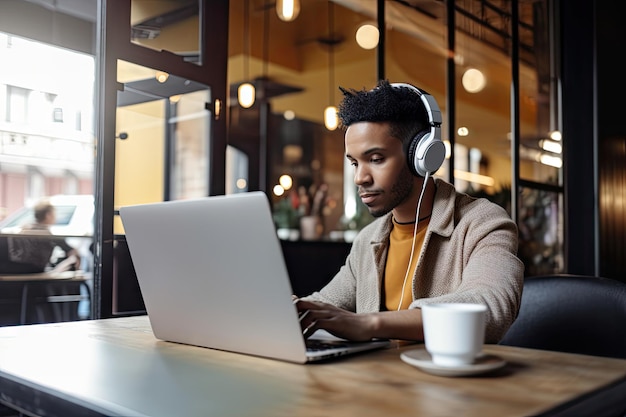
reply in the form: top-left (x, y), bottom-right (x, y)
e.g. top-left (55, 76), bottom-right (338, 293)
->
top-left (499, 274), bottom-right (626, 359)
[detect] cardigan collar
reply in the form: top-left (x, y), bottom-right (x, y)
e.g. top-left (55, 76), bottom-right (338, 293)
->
top-left (367, 177), bottom-right (457, 245)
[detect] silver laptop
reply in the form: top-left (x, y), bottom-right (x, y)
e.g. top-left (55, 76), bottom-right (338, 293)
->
top-left (119, 192), bottom-right (389, 363)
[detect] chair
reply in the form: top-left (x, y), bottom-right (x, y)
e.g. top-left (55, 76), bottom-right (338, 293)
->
top-left (27, 279), bottom-right (91, 324)
top-left (499, 274), bottom-right (626, 359)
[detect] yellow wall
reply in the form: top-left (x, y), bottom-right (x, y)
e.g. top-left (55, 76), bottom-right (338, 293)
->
top-left (113, 100), bottom-right (166, 234)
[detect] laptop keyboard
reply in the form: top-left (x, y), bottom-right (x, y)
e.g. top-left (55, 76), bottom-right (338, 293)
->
top-left (306, 339), bottom-right (351, 352)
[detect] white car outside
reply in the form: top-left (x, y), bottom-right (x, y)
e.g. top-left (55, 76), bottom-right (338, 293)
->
top-left (0, 195), bottom-right (94, 271)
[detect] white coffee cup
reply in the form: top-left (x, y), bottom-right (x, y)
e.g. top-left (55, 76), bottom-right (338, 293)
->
top-left (421, 303), bottom-right (487, 367)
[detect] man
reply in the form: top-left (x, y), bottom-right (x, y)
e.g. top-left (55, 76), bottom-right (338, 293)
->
top-left (5, 199), bottom-right (81, 273)
top-left (296, 80), bottom-right (524, 343)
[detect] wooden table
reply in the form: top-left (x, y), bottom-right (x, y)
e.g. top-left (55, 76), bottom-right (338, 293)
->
top-left (0, 270), bottom-right (84, 282)
top-left (0, 316), bottom-right (624, 417)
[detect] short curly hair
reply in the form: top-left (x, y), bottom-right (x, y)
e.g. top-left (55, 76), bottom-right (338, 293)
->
top-left (337, 79), bottom-right (430, 147)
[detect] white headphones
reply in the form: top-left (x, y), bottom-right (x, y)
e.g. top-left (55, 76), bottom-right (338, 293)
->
top-left (390, 83), bottom-right (446, 177)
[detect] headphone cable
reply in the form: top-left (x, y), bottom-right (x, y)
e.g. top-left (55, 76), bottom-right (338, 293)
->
top-left (397, 172), bottom-right (431, 311)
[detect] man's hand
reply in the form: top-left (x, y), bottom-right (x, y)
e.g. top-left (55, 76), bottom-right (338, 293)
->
top-left (68, 249), bottom-right (81, 270)
top-left (294, 299), bottom-right (378, 341)
top-left (294, 298), bottom-right (426, 342)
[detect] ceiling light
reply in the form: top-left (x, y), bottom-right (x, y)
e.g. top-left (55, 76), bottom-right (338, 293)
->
top-left (324, 106), bottom-right (338, 130)
top-left (540, 139), bottom-right (562, 154)
top-left (238, 83), bottom-right (255, 109)
top-left (453, 170), bottom-right (495, 187)
top-left (283, 145), bottom-right (303, 164)
top-left (539, 153), bottom-right (562, 168)
top-left (276, 0), bottom-right (300, 22)
top-left (462, 68), bottom-right (486, 93)
top-left (236, 178), bottom-right (247, 190)
top-left (273, 184), bottom-right (285, 196)
top-left (279, 174), bottom-right (293, 190)
top-left (155, 71), bottom-right (169, 83)
top-left (324, 2), bottom-right (338, 131)
top-left (238, 0), bottom-right (255, 108)
top-left (457, 127), bottom-right (469, 136)
top-left (356, 24), bottom-right (379, 49)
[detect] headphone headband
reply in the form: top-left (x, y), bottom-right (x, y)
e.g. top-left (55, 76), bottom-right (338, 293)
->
top-left (390, 82), bottom-right (443, 129)
top-left (390, 82), bottom-right (445, 176)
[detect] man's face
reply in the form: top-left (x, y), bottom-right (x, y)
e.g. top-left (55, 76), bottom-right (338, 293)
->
top-left (345, 121), bottom-right (416, 218)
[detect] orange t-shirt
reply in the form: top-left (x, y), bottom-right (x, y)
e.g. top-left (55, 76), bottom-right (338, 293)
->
top-left (383, 218), bottom-right (429, 311)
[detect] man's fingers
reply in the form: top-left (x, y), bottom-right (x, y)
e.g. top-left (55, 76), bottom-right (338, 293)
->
top-left (294, 299), bottom-right (327, 312)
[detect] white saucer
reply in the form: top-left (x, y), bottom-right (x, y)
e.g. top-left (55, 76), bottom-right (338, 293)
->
top-left (400, 348), bottom-right (506, 377)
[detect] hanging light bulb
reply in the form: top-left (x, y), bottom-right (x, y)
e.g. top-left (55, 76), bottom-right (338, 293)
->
top-left (324, 2), bottom-right (338, 131)
top-left (324, 105), bottom-right (338, 130)
top-left (238, 0), bottom-right (255, 108)
top-left (238, 83), bottom-right (255, 108)
top-left (276, 0), bottom-right (300, 22)
top-left (356, 23), bottom-right (379, 50)
top-left (462, 68), bottom-right (486, 93)
top-left (279, 174), bottom-right (293, 190)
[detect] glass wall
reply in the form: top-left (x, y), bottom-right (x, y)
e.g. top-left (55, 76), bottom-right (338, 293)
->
top-left (0, 2), bottom-right (96, 325)
top-left (1, 0), bottom-right (567, 324)
top-left (113, 60), bottom-right (213, 234)
top-left (224, 0), bottom-right (563, 275)
top-left (0, 33), bottom-right (95, 223)
top-left (516, 1), bottom-right (564, 275)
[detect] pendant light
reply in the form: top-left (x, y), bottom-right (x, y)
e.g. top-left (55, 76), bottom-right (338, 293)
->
top-left (276, 0), bottom-right (300, 22)
top-left (324, 2), bottom-right (338, 131)
top-left (324, 106), bottom-right (338, 131)
top-left (238, 0), bottom-right (255, 108)
top-left (356, 22), bottom-right (379, 50)
top-left (238, 84), bottom-right (255, 108)
top-left (460, 5), bottom-right (486, 94)
top-left (462, 67), bottom-right (486, 93)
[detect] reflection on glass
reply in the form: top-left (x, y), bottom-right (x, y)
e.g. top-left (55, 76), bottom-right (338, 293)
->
top-left (170, 88), bottom-right (212, 199)
top-left (518, 0), bottom-right (562, 186)
top-left (115, 60), bottom-right (212, 233)
top-left (518, 187), bottom-right (563, 276)
top-left (226, 145), bottom-right (249, 194)
top-left (130, 0), bottom-right (202, 65)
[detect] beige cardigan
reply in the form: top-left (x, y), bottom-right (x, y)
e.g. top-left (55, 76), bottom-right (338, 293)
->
top-left (305, 179), bottom-right (524, 342)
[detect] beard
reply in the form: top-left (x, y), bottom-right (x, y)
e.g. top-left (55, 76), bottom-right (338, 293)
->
top-left (368, 163), bottom-right (415, 218)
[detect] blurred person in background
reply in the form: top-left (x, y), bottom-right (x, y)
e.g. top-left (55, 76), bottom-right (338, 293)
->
top-left (0, 199), bottom-right (81, 274)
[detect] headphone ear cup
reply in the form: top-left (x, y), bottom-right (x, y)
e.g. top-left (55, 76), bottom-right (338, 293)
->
top-left (406, 130), bottom-right (428, 176)
top-left (407, 130), bottom-right (446, 177)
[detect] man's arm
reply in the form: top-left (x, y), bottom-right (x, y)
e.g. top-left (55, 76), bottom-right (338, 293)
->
top-left (53, 238), bottom-right (82, 270)
top-left (295, 299), bottom-right (424, 341)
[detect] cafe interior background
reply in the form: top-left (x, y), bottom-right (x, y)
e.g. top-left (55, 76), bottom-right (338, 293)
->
top-left (0, 0), bottom-right (624, 321)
